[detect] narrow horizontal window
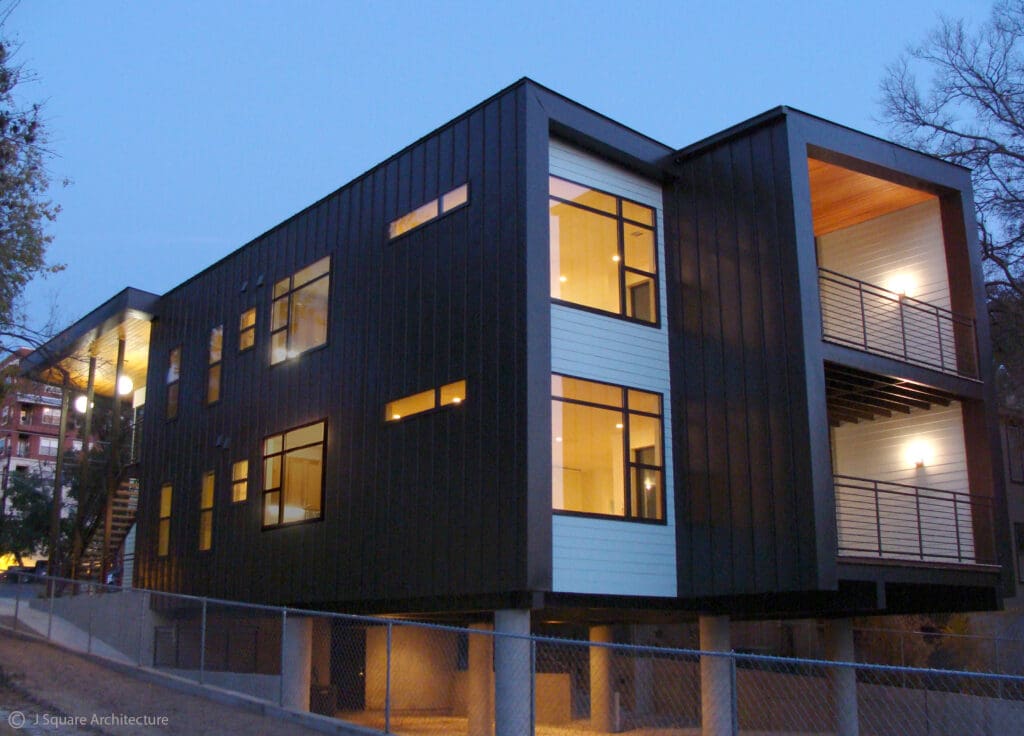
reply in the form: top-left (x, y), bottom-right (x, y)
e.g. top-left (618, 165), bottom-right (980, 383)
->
top-left (552, 374), bottom-right (664, 522)
top-left (388, 183), bottom-right (469, 239)
top-left (385, 379), bottom-right (467, 422)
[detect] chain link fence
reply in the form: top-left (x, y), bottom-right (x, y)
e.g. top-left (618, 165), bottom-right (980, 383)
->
top-left (1, 574), bottom-right (1023, 735)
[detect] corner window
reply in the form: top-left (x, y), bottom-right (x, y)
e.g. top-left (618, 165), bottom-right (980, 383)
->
top-left (166, 347), bottom-right (181, 420)
top-left (385, 379), bottom-right (466, 422)
top-left (207, 325), bottom-right (223, 405)
top-left (199, 471), bottom-right (214, 551)
top-left (388, 183), bottom-right (469, 239)
top-left (158, 484), bottom-right (172, 556)
top-left (552, 375), bottom-right (664, 521)
top-left (239, 308), bottom-right (256, 352)
top-left (271, 257), bottom-right (330, 364)
top-left (262, 420), bottom-right (325, 528)
top-left (549, 176), bottom-right (658, 323)
top-left (232, 460), bottom-right (248, 502)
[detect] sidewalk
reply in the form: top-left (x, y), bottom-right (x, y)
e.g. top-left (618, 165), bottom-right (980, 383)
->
top-left (0, 629), bottom-right (328, 736)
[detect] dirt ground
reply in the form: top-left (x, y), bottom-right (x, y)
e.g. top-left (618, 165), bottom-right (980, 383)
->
top-left (0, 630), bottom-right (327, 736)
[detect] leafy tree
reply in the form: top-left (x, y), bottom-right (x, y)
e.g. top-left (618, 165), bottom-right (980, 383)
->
top-left (0, 469), bottom-right (52, 564)
top-left (0, 14), bottom-right (62, 356)
top-left (880, 1), bottom-right (1024, 406)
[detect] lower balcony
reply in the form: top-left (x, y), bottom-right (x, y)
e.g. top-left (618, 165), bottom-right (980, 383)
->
top-left (834, 475), bottom-right (995, 565)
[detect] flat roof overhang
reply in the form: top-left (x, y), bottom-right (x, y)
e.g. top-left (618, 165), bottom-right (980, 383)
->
top-left (21, 287), bottom-right (160, 398)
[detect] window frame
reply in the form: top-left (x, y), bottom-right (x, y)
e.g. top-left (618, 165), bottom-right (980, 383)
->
top-left (166, 346), bottom-right (181, 421)
top-left (551, 373), bottom-right (666, 524)
top-left (199, 470), bottom-right (214, 551)
top-left (231, 459), bottom-right (249, 503)
top-left (239, 307), bottom-right (256, 353)
top-left (158, 483), bottom-right (172, 557)
top-left (548, 175), bottom-right (661, 327)
top-left (207, 325), bottom-right (223, 406)
top-left (270, 257), bottom-right (331, 365)
top-left (385, 379), bottom-right (466, 423)
top-left (261, 419), bottom-right (327, 529)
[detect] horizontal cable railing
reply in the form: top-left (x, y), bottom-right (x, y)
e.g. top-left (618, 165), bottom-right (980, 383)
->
top-left (834, 474), bottom-right (995, 565)
top-left (818, 268), bottom-right (978, 378)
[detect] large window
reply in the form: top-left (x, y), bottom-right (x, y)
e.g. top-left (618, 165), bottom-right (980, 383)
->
top-left (158, 484), bottom-right (172, 556)
top-left (262, 420), bottom-right (325, 528)
top-left (552, 375), bottom-right (664, 521)
top-left (166, 347), bottom-right (181, 420)
top-left (199, 471), bottom-right (214, 551)
top-left (271, 257), bottom-right (330, 364)
top-left (207, 325), bottom-right (223, 405)
top-left (549, 176), bottom-right (658, 323)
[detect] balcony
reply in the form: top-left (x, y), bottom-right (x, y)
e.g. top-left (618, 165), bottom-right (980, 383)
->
top-left (834, 475), bottom-right (995, 566)
top-left (819, 268), bottom-right (978, 379)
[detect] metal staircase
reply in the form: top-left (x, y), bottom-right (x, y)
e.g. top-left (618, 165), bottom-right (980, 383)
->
top-left (76, 478), bottom-right (139, 580)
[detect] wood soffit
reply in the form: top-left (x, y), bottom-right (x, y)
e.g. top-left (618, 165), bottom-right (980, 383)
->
top-left (825, 363), bottom-right (957, 427)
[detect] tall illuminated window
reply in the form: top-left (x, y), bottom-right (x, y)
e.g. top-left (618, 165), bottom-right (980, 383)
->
top-left (239, 308), bottom-right (256, 352)
top-left (232, 460), bottom-right (248, 502)
top-left (551, 375), bottom-right (664, 521)
top-left (199, 471), bottom-right (214, 551)
top-left (207, 325), bottom-right (223, 405)
top-left (271, 256), bottom-right (330, 364)
top-left (158, 484), bottom-right (172, 556)
top-left (166, 347), bottom-right (181, 420)
top-left (262, 420), bottom-right (326, 528)
top-left (549, 176), bottom-right (658, 323)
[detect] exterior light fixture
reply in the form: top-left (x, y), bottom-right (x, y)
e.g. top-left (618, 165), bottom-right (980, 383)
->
top-left (906, 440), bottom-right (932, 469)
top-left (117, 375), bottom-right (134, 396)
top-left (887, 274), bottom-right (915, 298)
top-left (74, 395), bottom-right (90, 413)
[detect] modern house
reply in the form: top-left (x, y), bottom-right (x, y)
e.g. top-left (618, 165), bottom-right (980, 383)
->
top-left (23, 78), bottom-right (1013, 729)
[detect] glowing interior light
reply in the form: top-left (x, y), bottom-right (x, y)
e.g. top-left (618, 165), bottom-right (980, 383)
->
top-left (615, 423), bottom-right (624, 429)
top-left (554, 436), bottom-right (563, 443)
top-left (451, 397), bottom-right (462, 404)
top-left (887, 274), bottom-right (915, 298)
top-left (612, 255), bottom-right (621, 262)
top-left (117, 375), bottom-right (134, 396)
top-left (392, 414), bottom-right (401, 420)
top-left (905, 439), bottom-right (933, 469)
top-left (559, 275), bottom-right (568, 283)
top-left (644, 480), bottom-right (654, 490)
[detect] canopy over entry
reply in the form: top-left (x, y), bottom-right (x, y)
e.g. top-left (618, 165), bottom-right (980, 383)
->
top-left (21, 288), bottom-right (160, 398)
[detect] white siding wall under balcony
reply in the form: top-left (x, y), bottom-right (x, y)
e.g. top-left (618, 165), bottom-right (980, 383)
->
top-left (549, 139), bottom-right (677, 598)
top-left (832, 402), bottom-right (975, 562)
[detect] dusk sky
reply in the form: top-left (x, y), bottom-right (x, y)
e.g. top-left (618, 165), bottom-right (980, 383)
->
top-left (12, 0), bottom-right (989, 336)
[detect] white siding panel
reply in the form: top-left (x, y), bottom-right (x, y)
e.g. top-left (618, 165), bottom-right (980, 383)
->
top-left (549, 140), bottom-right (676, 597)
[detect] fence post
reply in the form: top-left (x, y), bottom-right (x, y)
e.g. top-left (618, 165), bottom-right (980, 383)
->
top-left (46, 576), bottom-right (55, 641)
top-left (385, 622), bottom-right (392, 734)
top-left (87, 591), bottom-right (94, 654)
top-left (199, 598), bottom-right (207, 686)
top-left (12, 579), bottom-right (20, 634)
top-left (278, 609), bottom-right (287, 707)
top-left (137, 592), bottom-right (146, 667)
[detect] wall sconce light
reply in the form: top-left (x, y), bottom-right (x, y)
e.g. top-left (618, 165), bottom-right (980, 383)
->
top-left (887, 274), bottom-right (915, 298)
top-left (116, 375), bottom-right (134, 396)
top-left (73, 395), bottom-right (93, 413)
top-left (906, 440), bottom-right (932, 469)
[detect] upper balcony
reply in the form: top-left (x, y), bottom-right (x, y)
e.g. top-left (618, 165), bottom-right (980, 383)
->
top-left (808, 156), bottom-right (980, 380)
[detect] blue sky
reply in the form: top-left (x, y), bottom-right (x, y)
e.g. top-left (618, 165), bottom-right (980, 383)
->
top-left (12, 0), bottom-right (988, 333)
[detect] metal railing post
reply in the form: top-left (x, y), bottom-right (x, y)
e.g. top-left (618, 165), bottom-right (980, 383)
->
top-left (385, 622), bottom-right (393, 734)
top-left (199, 598), bottom-right (207, 685)
top-left (874, 481), bottom-right (883, 556)
top-left (279, 609), bottom-right (287, 707)
top-left (915, 490), bottom-right (924, 559)
top-left (898, 295), bottom-right (909, 360)
top-left (12, 579), bottom-right (20, 634)
top-left (87, 593), bottom-right (94, 654)
top-left (46, 576), bottom-right (55, 641)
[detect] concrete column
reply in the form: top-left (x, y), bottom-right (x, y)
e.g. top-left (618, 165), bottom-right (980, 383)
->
top-left (494, 609), bottom-right (532, 736)
top-left (468, 622), bottom-right (494, 736)
top-left (282, 615), bottom-right (313, 712)
top-left (699, 615), bottom-right (734, 736)
top-left (825, 618), bottom-right (859, 736)
top-left (632, 625), bottom-right (655, 716)
top-left (311, 617), bottom-right (331, 686)
top-left (589, 625), bottom-right (615, 733)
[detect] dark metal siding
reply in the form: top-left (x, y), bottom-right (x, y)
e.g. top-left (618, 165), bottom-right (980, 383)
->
top-left (665, 119), bottom-right (819, 599)
top-left (136, 85), bottom-right (529, 609)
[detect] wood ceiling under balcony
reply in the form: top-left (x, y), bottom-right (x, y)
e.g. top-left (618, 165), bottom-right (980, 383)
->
top-left (825, 363), bottom-right (957, 427)
top-left (808, 158), bottom-right (935, 237)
